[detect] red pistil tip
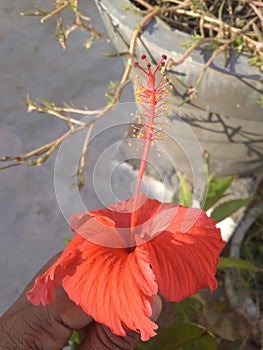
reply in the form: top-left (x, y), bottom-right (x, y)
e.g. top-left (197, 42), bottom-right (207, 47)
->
top-left (134, 54), bottom-right (168, 85)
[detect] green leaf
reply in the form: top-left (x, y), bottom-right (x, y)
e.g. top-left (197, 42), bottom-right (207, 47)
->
top-left (173, 295), bottom-right (205, 323)
top-left (217, 257), bottom-right (263, 272)
top-left (102, 51), bottom-right (130, 57)
top-left (64, 235), bottom-right (71, 247)
top-left (203, 175), bottom-right (235, 211)
top-left (35, 7), bottom-right (49, 15)
top-left (67, 330), bottom-right (83, 350)
top-left (256, 95), bottom-right (263, 107)
top-left (174, 76), bottom-right (190, 89)
top-left (138, 323), bottom-right (216, 350)
top-left (210, 198), bottom-right (251, 222)
top-left (177, 171), bottom-right (192, 206)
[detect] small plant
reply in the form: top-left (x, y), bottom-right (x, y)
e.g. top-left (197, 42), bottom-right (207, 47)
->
top-left (173, 151), bottom-right (251, 223)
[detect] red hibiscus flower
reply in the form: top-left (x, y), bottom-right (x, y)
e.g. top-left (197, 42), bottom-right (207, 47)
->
top-left (27, 193), bottom-right (225, 341)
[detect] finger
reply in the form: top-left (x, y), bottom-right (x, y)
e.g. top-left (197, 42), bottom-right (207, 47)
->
top-left (27, 253), bottom-right (94, 329)
top-left (78, 323), bottom-right (141, 350)
top-left (78, 295), bottom-right (162, 350)
top-left (3, 253), bottom-right (93, 328)
top-left (151, 294), bottom-right (162, 321)
top-left (2, 253), bottom-right (62, 315)
top-left (54, 287), bottom-right (93, 329)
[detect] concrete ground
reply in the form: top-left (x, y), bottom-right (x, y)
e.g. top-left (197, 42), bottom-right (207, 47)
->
top-left (0, 0), bottom-right (135, 314)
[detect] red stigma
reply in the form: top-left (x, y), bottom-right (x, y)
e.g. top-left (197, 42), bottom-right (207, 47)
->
top-left (134, 54), bottom-right (167, 79)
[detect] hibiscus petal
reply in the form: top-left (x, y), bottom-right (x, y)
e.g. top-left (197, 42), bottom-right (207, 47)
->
top-left (143, 206), bottom-right (225, 302)
top-left (70, 194), bottom-right (165, 248)
top-left (135, 205), bottom-right (178, 242)
top-left (132, 193), bottom-right (161, 225)
top-left (62, 242), bottom-right (158, 341)
top-left (27, 235), bottom-right (84, 305)
top-left (71, 213), bottom-right (129, 248)
top-left (89, 193), bottom-right (162, 227)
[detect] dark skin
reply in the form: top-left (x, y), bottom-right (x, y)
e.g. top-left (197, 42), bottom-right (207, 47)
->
top-left (0, 254), bottom-right (162, 350)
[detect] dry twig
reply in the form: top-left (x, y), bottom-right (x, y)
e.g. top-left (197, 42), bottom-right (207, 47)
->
top-left (1, 7), bottom-right (161, 188)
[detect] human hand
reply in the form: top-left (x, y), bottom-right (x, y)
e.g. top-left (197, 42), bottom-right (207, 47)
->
top-left (0, 254), bottom-right (162, 350)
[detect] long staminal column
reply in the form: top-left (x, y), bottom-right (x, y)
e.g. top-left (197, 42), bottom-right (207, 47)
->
top-left (130, 54), bottom-right (171, 229)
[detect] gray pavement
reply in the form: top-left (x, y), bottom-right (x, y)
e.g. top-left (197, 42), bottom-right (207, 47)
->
top-left (0, 0), bottom-right (133, 314)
